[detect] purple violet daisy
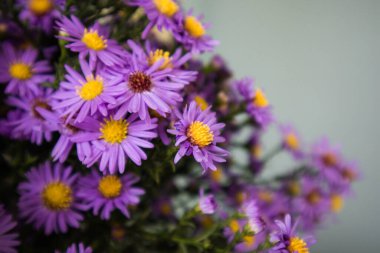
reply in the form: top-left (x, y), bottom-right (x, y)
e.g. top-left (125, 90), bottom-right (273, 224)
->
top-left (18, 162), bottom-right (85, 235)
top-left (0, 43), bottom-right (54, 97)
top-left (0, 205), bottom-right (19, 253)
top-left (57, 15), bottom-right (126, 68)
top-left (78, 171), bottom-right (144, 219)
top-left (198, 189), bottom-right (217, 214)
top-left (279, 124), bottom-right (304, 159)
top-left (127, 0), bottom-right (182, 38)
top-left (18, 0), bottom-right (65, 33)
top-left (58, 243), bottom-right (92, 253)
top-left (53, 58), bottom-right (123, 123)
top-left (71, 114), bottom-right (157, 174)
top-left (168, 101), bottom-right (228, 172)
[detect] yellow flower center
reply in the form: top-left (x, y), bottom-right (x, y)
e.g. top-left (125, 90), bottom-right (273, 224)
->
top-left (306, 190), bottom-right (321, 205)
top-left (28, 0), bottom-right (53, 16)
top-left (160, 202), bottom-right (172, 215)
top-left (285, 133), bottom-right (299, 150)
top-left (287, 237), bottom-right (309, 253)
top-left (243, 235), bottom-right (256, 247)
top-left (287, 181), bottom-right (300, 196)
top-left (78, 76), bottom-right (104, 101)
top-left (98, 175), bottom-right (123, 198)
top-left (258, 191), bottom-right (273, 203)
top-left (9, 62), bottom-right (32, 80)
top-left (330, 194), bottom-right (344, 213)
top-left (210, 168), bottom-right (222, 182)
top-left (187, 121), bottom-right (214, 148)
top-left (250, 144), bottom-right (262, 158)
top-left (253, 88), bottom-right (269, 108)
top-left (42, 181), bottom-right (72, 211)
top-left (0, 23), bottom-right (8, 33)
top-left (100, 118), bottom-right (129, 144)
top-left (229, 219), bottom-right (240, 233)
top-left (342, 168), bottom-right (356, 182)
top-left (194, 96), bottom-right (209, 111)
top-left (82, 29), bottom-right (107, 51)
top-left (148, 49), bottom-right (172, 70)
top-left (322, 152), bottom-right (338, 167)
top-left (199, 215), bottom-right (214, 229)
top-left (153, 0), bottom-right (179, 17)
top-left (185, 16), bottom-right (206, 38)
top-left (235, 191), bottom-right (246, 204)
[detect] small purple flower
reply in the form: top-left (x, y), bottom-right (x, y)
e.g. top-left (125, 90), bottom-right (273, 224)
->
top-left (18, 0), bottom-right (65, 33)
top-left (0, 43), bottom-right (54, 97)
top-left (59, 243), bottom-right (92, 253)
top-left (71, 114), bottom-right (157, 174)
top-left (0, 205), bottom-right (19, 253)
top-left (241, 200), bottom-right (264, 234)
top-left (18, 162), bottom-right (85, 235)
top-left (78, 171), bottom-right (144, 219)
top-left (53, 58), bottom-right (123, 123)
top-left (168, 101), bottom-right (228, 172)
top-left (198, 189), bottom-right (217, 214)
top-left (279, 124), bottom-right (304, 159)
top-left (57, 15), bottom-right (126, 68)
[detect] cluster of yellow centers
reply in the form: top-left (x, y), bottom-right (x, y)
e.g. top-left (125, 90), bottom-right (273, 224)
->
top-left (78, 75), bottom-right (104, 101)
top-left (42, 181), bottom-right (73, 211)
top-left (253, 88), bottom-right (269, 108)
top-left (28, 0), bottom-right (53, 16)
top-left (153, 0), bottom-right (179, 17)
top-left (330, 194), bottom-right (344, 213)
top-left (194, 96), bottom-right (209, 111)
top-left (285, 133), bottom-right (299, 150)
top-left (98, 175), bottom-right (123, 198)
top-left (185, 16), bottom-right (206, 38)
top-left (82, 29), bottom-right (107, 51)
top-left (287, 237), bottom-right (309, 253)
top-left (186, 121), bottom-right (214, 148)
top-left (148, 49), bottom-right (173, 70)
top-left (9, 62), bottom-right (33, 80)
top-left (100, 118), bottom-right (129, 144)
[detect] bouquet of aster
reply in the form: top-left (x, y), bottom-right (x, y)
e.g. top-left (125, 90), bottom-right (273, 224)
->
top-left (0, 0), bottom-right (360, 252)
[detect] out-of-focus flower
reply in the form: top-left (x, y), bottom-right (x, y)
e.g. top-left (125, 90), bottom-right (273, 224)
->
top-left (279, 124), bottom-right (304, 159)
top-left (59, 243), bottom-right (92, 253)
top-left (198, 189), bottom-right (217, 214)
top-left (0, 205), bottom-right (19, 253)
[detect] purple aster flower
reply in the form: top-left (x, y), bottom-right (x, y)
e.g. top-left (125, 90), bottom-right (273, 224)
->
top-left (58, 243), bottom-right (92, 253)
top-left (168, 101), bottom-right (228, 172)
top-left (18, 162), bottom-right (85, 235)
top-left (234, 232), bottom-right (266, 253)
top-left (71, 114), bottom-right (157, 174)
top-left (53, 58), bottom-right (123, 123)
top-left (173, 10), bottom-right (219, 54)
top-left (127, 0), bottom-right (182, 38)
top-left (0, 205), bottom-right (19, 253)
top-left (0, 43), bottom-right (54, 97)
top-left (236, 77), bottom-right (273, 128)
top-left (198, 189), bottom-right (217, 214)
top-left (57, 15), bottom-right (126, 68)
top-left (77, 171), bottom-right (144, 219)
top-left (241, 199), bottom-right (265, 234)
top-left (269, 214), bottom-right (315, 253)
top-left (339, 160), bottom-right (361, 185)
top-left (18, 0), bottom-right (65, 33)
top-left (279, 124), bottom-right (304, 159)
top-left (4, 88), bottom-right (57, 145)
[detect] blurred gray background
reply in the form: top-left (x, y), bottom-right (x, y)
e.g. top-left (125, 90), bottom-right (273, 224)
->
top-left (184, 0), bottom-right (379, 252)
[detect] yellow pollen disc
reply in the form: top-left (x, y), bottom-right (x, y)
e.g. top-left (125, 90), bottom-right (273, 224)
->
top-left (243, 235), bottom-right (256, 247)
top-left (82, 29), bottom-right (107, 51)
top-left (235, 191), bottom-right (246, 204)
top-left (185, 16), bottom-right (206, 38)
top-left (251, 144), bottom-right (262, 159)
top-left (342, 168), bottom-right (356, 182)
top-left (229, 219), bottom-right (240, 233)
top-left (98, 175), bottom-right (123, 198)
top-left (78, 76), bottom-right (104, 101)
top-left (330, 194), bottom-right (344, 213)
top-left (322, 152), bottom-right (337, 167)
top-left (0, 23), bottom-right (8, 33)
top-left (148, 49), bottom-right (172, 70)
top-left (153, 0), bottom-right (179, 17)
top-left (9, 62), bottom-right (32, 80)
top-left (287, 237), bottom-right (309, 253)
top-left (287, 181), bottom-right (300, 196)
top-left (210, 168), bottom-right (222, 182)
top-left (258, 191), bottom-right (273, 203)
top-left (100, 118), bottom-right (129, 144)
top-left (28, 0), bottom-right (53, 16)
top-left (307, 191), bottom-right (321, 205)
top-left (187, 121), bottom-right (214, 148)
top-left (253, 88), bottom-right (269, 108)
top-left (42, 181), bottom-right (72, 211)
top-left (194, 96), bottom-right (209, 111)
top-left (285, 133), bottom-right (299, 150)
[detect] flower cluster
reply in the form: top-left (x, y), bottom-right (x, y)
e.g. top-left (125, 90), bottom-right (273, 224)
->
top-left (0, 1), bottom-right (359, 252)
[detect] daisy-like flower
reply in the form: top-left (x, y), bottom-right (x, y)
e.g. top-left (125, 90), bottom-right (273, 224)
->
top-left (18, 0), bottom-right (65, 33)
top-left (78, 171), bottom-right (144, 219)
top-left (279, 124), bottom-right (304, 159)
top-left (269, 214), bottom-right (315, 253)
top-left (57, 15), bottom-right (126, 68)
top-left (236, 77), bottom-right (273, 128)
top-left (198, 189), bottom-right (217, 214)
top-left (0, 205), bottom-right (19, 253)
top-left (127, 0), bottom-right (182, 38)
top-left (0, 43), bottom-right (54, 97)
top-left (18, 162), bottom-right (85, 235)
top-left (173, 10), bottom-right (219, 54)
top-left (59, 243), bottom-right (92, 253)
top-left (53, 58), bottom-right (123, 123)
top-left (168, 102), bottom-right (228, 172)
top-left (4, 88), bottom-right (57, 145)
top-left (71, 114), bottom-right (157, 174)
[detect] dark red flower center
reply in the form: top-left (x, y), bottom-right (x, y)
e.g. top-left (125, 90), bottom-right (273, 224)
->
top-left (128, 71), bottom-right (152, 93)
